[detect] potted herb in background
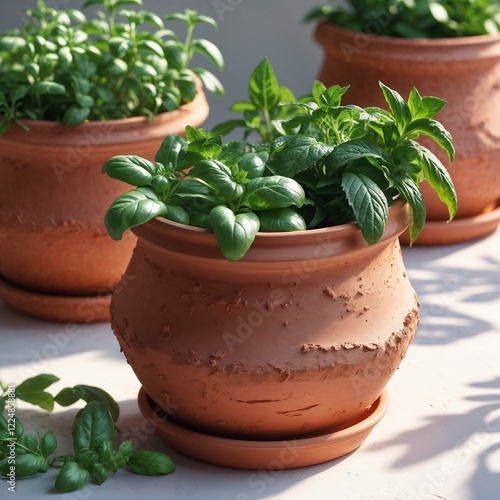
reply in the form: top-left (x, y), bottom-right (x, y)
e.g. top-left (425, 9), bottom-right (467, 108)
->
top-left (101, 60), bottom-right (457, 469)
top-left (305, 0), bottom-right (500, 244)
top-left (0, 0), bottom-right (224, 323)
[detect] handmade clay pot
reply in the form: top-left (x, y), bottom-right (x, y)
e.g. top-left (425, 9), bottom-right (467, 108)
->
top-left (0, 89), bottom-right (209, 323)
top-left (110, 200), bottom-right (419, 446)
top-left (314, 23), bottom-right (500, 244)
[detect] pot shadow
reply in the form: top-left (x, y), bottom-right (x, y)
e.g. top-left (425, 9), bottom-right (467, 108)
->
top-left (371, 377), bottom-right (500, 497)
top-left (401, 239), bottom-right (500, 345)
top-left (116, 397), bottom-right (352, 499)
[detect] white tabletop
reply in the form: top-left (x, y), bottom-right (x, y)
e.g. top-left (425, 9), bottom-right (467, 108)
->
top-left (1, 229), bottom-right (499, 500)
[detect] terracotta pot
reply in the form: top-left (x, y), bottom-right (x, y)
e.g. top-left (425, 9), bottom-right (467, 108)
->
top-left (0, 89), bottom-right (209, 323)
top-left (314, 23), bottom-right (500, 244)
top-left (110, 200), bottom-right (419, 449)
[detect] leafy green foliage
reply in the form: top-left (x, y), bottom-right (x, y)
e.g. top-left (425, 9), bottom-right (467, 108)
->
top-left (304, 0), bottom-right (500, 38)
top-left (103, 129), bottom-right (306, 261)
top-left (0, 375), bottom-right (174, 493)
top-left (0, 0), bottom-right (224, 134)
top-left (210, 58), bottom-right (305, 143)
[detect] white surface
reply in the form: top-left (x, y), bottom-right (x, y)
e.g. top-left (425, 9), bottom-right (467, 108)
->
top-left (1, 229), bottom-right (500, 500)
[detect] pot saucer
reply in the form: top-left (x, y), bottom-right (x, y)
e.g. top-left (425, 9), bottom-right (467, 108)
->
top-left (0, 275), bottom-right (111, 323)
top-left (400, 202), bottom-right (500, 246)
top-left (137, 387), bottom-right (389, 470)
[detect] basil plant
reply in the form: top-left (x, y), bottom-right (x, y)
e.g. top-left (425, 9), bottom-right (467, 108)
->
top-left (103, 60), bottom-right (457, 262)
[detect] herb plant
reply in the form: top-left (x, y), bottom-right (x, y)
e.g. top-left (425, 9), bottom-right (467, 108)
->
top-left (103, 126), bottom-right (306, 262)
top-left (0, 0), bottom-right (224, 135)
top-left (0, 375), bottom-right (174, 493)
top-left (103, 60), bottom-right (457, 261)
top-left (304, 0), bottom-right (500, 38)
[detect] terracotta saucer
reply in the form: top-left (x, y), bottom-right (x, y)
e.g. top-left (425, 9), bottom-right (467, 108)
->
top-left (0, 275), bottom-right (111, 323)
top-left (137, 387), bottom-right (389, 470)
top-left (400, 203), bottom-right (500, 246)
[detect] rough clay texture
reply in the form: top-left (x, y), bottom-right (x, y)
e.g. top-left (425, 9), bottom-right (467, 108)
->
top-left (111, 201), bottom-right (420, 439)
top-left (0, 90), bottom-right (209, 296)
top-left (315, 23), bottom-right (500, 221)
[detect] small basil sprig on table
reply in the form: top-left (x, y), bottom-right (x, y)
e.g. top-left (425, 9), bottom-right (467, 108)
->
top-left (266, 80), bottom-right (456, 245)
top-left (0, 401), bottom-right (174, 493)
top-left (0, 375), bottom-right (175, 493)
top-left (103, 126), bottom-right (306, 262)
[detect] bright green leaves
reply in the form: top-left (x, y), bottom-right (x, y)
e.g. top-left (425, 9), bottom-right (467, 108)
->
top-left (103, 59), bottom-right (458, 256)
top-left (55, 462), bottom-right (90, 493)
top-left (73, 401), bottom-right (114, 455)
top-left (128, 450), bottom-right (176, 475)
top-left (342, 171), bottom-right (389, 245)
top-left (0, 376), bottom-right (174, 493)
top-left (243, 177), bottom-right (305, 210)
top-left (210, 208), bottom-right (260, 262)
top-left (304, 0), bottom-right (500, 38)
top-left (210, 58), bottom-right (298, 142)
top-left (0, 1), bottom-right (224, 134)
top-left (102, 155), bottom-right (157, 186)
top-left (15, 374), bottom-right (60, 412)
top-left (104, 191), bottom-right (168, 240)
top-left (248, 57), bottom-right (280, 115)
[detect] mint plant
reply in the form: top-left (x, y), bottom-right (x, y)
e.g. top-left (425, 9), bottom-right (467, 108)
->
top-left (0, 0), bottom-right (224, 135)
top-left (0, 375), bottom-right (175, 493)
top-left (305, 0), bottom-right (500, 38)
top-left (103, 60), bottom-right (457, 261)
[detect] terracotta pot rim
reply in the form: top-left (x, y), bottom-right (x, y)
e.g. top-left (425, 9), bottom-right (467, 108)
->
top-left (316, 21), bottom-right (500, 48)
top-left (131, 200), bottom-right (410, 263)
top-left (0, 87), bottom-right (206, 132)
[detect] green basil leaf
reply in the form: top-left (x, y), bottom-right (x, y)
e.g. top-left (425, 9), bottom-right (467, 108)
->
top-left (393, 177), bottom-right (426, 244)
top-left (63, 106), bottom-right (90, 126)
top-left (190, 160), bottom-right (244, 201)
top-left (9, 85), bottom-right (29, 103)
top-left (379, 82), bottom-right (412, 134)
top-left (319, 84), bottom-right (350, 107)
top-left (237, 152), bottom-right (268, 179)
top-left (210, 119), bottom-right (246, 138)
top-left (31, 81), bottom-right (66, 95)
top-left (118, 440), bottom-right (136, 458)
top-left (269, 136), bottom-right (333, 177)
top-left (40, 431), bottom-right (57, 458)
top-left (210, 207), bottom-right (260, 262)
top-left (138, 39), bottom-right (164, 57)
top-left (342, 171), bottom-right (389, 245)
top-left (191, 38), bottom-right (224, 69)
top-left (15, 374), bottom-right (59, 411)
top-left (417, 147), bottom-right (457, 221)
top-left (325, 139), bottom-right (394, 174)
top-left (258, 208), bottom-right (307, 232)
top-left (243, 176), bottom-right (305, 210)
top-left (54, 387), bottom-right (85, 407)
top-left (312, 80), bottom-right (327, 106)
top-left (73, 386), bottom-right (120, 424)
top-left (154, 134), bottom-right (187, 170)
top-left (128, 450), bottom-right (176, 476)
top-left (3, 453), bottom-right (47, 478)
top-left (407, 88), bottom-right (446, 120)
top-left (163, 205), bottom-right (190, 225)
top-left (102, 155), bottom-right (156, 186)
top-left (404, 118), bottom-right (455, 162)
top-left (248, 58), bottom-right (280, 113)
top-left (55, 461), bottom-right (90, 493)
top-left (104, 190), bottom-right (168, 240)
top-left (73, 401), bottom-right (114, 455)
top-left (18, 434), bottom-right (40, 454)
top-left (194, 69), bottom-right (225, 97)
